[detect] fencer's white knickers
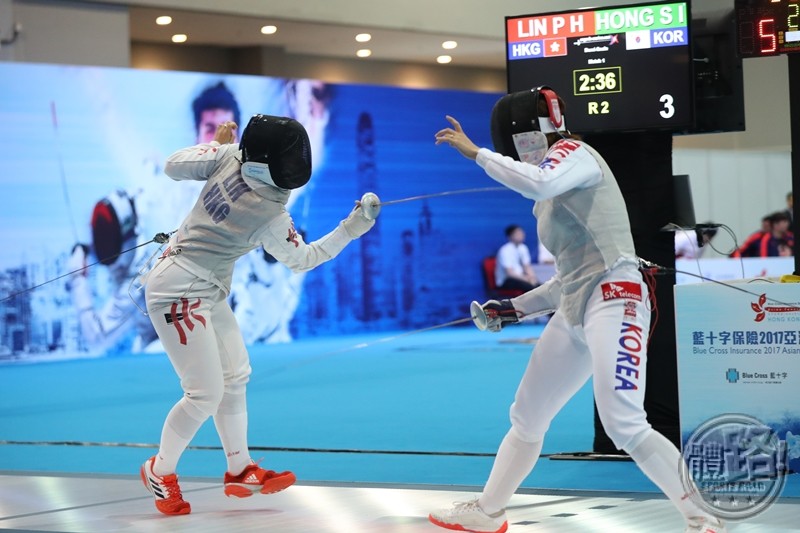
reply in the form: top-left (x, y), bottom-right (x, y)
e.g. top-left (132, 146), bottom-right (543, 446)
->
top-left (145, 256), bottom-right (251, 422)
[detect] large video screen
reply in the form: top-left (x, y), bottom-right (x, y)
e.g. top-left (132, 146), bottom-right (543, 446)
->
top-left (0, 63), bottom-right (537, 361)
top-left (505, 1), bottom-right (694, 133)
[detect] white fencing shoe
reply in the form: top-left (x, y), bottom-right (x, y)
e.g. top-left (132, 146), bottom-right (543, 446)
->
top-left (428, 499), bottom-right (508, 533)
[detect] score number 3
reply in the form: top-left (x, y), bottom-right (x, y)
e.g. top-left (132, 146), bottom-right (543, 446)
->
top-left (660, 94), bottom-right (675, 119)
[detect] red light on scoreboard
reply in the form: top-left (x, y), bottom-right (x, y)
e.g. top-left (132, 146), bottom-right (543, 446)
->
top-left (760, 18), bottom-right (777, 53)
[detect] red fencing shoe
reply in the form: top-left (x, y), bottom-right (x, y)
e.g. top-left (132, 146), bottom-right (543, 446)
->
top-left (140, 456), bottom-right (191, 515)
top-left (223, 461), bottom-right (296, 498)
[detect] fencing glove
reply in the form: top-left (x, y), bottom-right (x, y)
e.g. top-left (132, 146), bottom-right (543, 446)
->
top-left (471, 299), bottom-right (521, 332)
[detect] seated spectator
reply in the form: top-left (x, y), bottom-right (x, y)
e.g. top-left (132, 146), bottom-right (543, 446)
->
top-left (495, 224), bottom-right (539, 292)
top-left (778, 239), bottom-right (794, 257)
top-left (731, 215), bottom-right (771, 258)
top-left (732, 212), bottom-right (794, 257)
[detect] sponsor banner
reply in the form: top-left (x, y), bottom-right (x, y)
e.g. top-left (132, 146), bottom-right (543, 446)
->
top-left (601, 281), bottom-right (643, 301)
top-left (675, 281), bottom-right (800, 476)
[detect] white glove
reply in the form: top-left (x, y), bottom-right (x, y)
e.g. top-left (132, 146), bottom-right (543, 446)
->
top-left (341, 204), bottom-right (375, 238)
top-left (470, 299), bottom-right (521, 332)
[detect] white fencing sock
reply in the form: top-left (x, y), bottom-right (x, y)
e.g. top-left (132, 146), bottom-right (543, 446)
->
top-left (627, 430), bottom-right (715, 521)
top-left (153, 398), bottom-right (207, 476)
top-left (478, 430), bottom-right (543, 515)
top-left (213, 391), bottom-right (251, 475)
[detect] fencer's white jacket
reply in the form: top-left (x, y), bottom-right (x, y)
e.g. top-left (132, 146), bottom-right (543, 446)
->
top-left (476, 139), bottom-right (638, 326)
top-left (160, 141), bottom-right (355, 294)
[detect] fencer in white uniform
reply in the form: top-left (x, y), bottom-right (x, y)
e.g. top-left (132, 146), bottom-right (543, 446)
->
top-left (139, 115), bottom-right (377, 516)
top-left (430, 87), bottom-right (727, 533)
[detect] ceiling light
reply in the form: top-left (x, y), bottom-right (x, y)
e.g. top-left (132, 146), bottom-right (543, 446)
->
top-left (261, 25), bottom-right (278, 35)
top-left (436, 55), bottom-right (452, 64)
top-left (355, 33), bottom-right (372, 43)
top-left (155, 16), bottom-right (172, 26)
top-left (356, 49), bottom-right (372, 58)
top-left (171, 34), bottom-right (187, 43)
top-left (442, 40), bottom-right (458, 49)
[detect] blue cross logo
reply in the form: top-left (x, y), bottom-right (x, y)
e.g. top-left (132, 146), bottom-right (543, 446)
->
top-left (726, 368), bottom-right (740, 383)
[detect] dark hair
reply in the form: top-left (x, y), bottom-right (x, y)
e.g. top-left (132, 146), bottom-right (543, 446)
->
top-left (505, 224), bottom-right (522, 237)
top-left (192, 82), bottom-right (241, 131)
top-left (770, 211), bottom-right (791, 224)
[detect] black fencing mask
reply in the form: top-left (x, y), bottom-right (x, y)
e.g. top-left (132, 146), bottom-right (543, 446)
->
top-left (240, 114), bottom-right (312, 190)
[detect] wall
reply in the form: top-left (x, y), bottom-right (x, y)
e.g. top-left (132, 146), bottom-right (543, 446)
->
top-left (129, 42), bottom-right (507, 92)
top-left (0, 0), bottom-right (129, 66)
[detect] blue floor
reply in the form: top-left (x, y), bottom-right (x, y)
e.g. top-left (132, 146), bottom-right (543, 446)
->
top-left (1, 324), bottom-right (798, 498)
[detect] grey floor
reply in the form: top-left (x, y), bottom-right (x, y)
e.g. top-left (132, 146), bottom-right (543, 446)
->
top-left (0, 472), bottom-right (797, 532)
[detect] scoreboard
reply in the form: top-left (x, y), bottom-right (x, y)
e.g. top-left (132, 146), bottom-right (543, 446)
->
top-left (735, 0), bottom-right (800, 57)
top-left (505, 1), bottom-right (694, 134)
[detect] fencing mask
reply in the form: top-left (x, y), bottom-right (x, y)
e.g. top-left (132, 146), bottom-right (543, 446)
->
top-left (490, 86), bottom-right (567, 164)
top-left (91, 190), bottom-right (138, 266)
top-left (240, 114), bottom-right (312, 190)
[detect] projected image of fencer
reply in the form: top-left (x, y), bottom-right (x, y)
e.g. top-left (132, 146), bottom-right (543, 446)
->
top-left (66, 82), bottom-right (246, 355)
top-left (429, 87), bottom-right (729, 533)
top-left (231, 79), bottom-right (332, 344)
top-left (140, 81), bottom-right (244, 240)
top-left (139, 115), bottom-right (378, 516)
top-left (66, 190), bottom-right (160, 354)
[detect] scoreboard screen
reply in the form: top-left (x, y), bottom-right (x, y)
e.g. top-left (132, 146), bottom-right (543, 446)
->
top-left (735, 0), bottom-right (800, 57)
top-left (505, 1), bottom-right (694, 134)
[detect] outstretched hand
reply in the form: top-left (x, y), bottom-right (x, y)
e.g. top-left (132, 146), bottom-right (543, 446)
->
top-left (213, 121), bottom-right (238, 144)
top-left (435, 115), bottom-right (480, 160)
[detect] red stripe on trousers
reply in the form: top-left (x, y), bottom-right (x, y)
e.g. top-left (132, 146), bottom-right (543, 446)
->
top-left (170, 301), bottom-right (187, 345)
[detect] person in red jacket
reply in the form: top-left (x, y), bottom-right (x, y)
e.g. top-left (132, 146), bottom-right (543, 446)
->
top-left (732, 212), bottom-right (794, 257)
